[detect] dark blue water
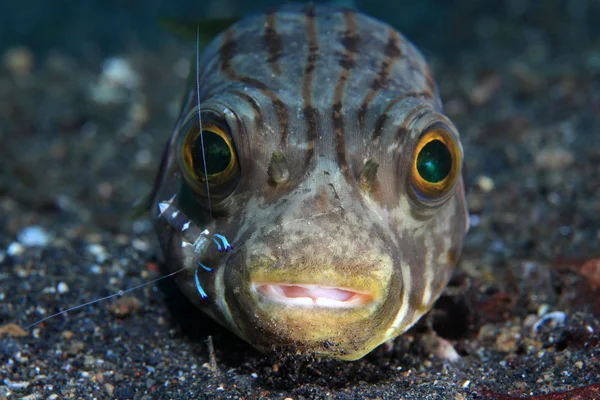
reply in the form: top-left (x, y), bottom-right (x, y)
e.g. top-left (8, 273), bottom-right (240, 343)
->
top-left (3, 0), bottom-right (598, 63)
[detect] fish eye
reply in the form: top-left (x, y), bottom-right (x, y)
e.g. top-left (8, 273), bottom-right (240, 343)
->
top-left (178, 122), bottom-right (240, 199)
top-left (187, 126), bottom-right (233, 179)
top-left (410, 126), bottom-right (461, 202)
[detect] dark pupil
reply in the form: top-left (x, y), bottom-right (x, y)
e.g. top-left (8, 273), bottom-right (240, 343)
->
top-left (192, 130), bottom-right (231, 177)
top-left (416, 139), bottom-right (452, 183)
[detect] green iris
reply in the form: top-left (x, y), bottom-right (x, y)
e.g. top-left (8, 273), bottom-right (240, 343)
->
top-left (416, 140), bottom-right (452, 183)
top-left (192, 130), bottom-right (232, 177)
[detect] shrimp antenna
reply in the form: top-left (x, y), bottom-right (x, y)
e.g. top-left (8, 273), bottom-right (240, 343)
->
top-left (196, 22), bottom-right (212, 215)
top-left (25, 267), bottom-right (189, 329)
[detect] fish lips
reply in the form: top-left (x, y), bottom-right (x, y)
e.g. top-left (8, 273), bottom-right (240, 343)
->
top-left (222, 251), bottom-right (403, 360)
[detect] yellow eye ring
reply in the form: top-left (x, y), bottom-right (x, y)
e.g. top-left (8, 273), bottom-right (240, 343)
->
top-left (411, 127), bottom-right (461, 200)
top-left (180, 123), bottom-right (237, 186)
top-left (177, 121), bottom-right (240, 203)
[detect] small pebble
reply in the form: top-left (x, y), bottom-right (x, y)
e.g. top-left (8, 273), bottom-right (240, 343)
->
top-left (476, 175), bottom-right (495, 192)
top-left (132, 238), bottom-right (150, 252)
top-left (135, 149), bottom-right (152, 168)
top-left (577, 257), bottom-right (600, 287)
top-left (0, 323), bottom-right (28, 338)
top-left (101, 57), bottom-right (139, 89)
top-left (105, 383), bottom-right (115, 396)
top-left (523, 314), bottom-right (539, 329)
top-left (533, 311), bottom-right (567, 332)
top-left (534, 147), bottom-right (574, 170)
top-left (89, 57), bottom-right (140, 104)
top-left (42, 286), bottom-right (56, 294)
top-left (547, 192), bottom-right (561, 205)
top-left (66, 341), bottom-right (85, 356)
top-left (422, 332), bottom-right (460, 362)
top-left (17, 225), bottom-right (49, 247)
top-left (110, 296), bottom-right (141, 317)
top-left (97, 182), bottom-right (113, 199)
top-left (87, 244), bottom-right (108, 263)
top-left (129, 102), bottom-right (149, 126)
top-left (2, 46), bottom-right (34, 78)
top-left (469, 214), bottom-right (481, 228)
top-left (61, 330), bottom-right (74, 340)
top-left (537, 304), bottom-right (551, 317)
top-left (89, 264), bottom-right (103, 275)
top-left (6, 242), bottom-right (24, 256)
top-left (495, 326), bottom-right (521, 353)
top-left (2, 378), bottom-right (29, 390)
top-left (585, 326), bottom-right (595, 335)
top-left (57, 282), bottom-right (69, 294)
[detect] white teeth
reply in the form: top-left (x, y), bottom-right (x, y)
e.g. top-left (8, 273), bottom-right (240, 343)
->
top-left (280, 285), bottom-right (354, 301)
top-left (315, 297), bottom-right (351, 307)
top-left (253, 283), bottom-right (373, 308)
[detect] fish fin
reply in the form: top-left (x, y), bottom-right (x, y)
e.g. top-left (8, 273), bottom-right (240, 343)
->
top-left (158, 15), bottom-right (240, 42)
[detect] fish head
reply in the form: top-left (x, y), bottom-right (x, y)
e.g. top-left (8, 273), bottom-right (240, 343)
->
top-left (152, 89), bottom-right (468, 360)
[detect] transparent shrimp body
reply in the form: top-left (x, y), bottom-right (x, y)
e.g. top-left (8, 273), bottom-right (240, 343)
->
top-left (156, 194), bottom-right (231, 299)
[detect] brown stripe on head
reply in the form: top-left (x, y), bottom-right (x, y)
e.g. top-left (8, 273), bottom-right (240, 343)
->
top-left (219, 28), bottom-right (237, 79)
top-left (303, 105), bottom-right (318, 160)
top-left (230, 89), bottom-right (264, 130)
top-left (302, 4), bottom-right (318, 85)
top-left (332, 10), bottom-right (358, 180)
top-left (386, 103), bottom-right (431, 154)
top-left (371, 92), bottom-right (433, 140)
top-left (302, 4), bottom-right (319, 168)
top-left (264, 11), bottom-right (283, 76)
top-left (339, 9), bottom-right (359, 66)
top-left (358, 28), bottom-right (403, 127)
top-left (237, 77), bottom-right (289, 146)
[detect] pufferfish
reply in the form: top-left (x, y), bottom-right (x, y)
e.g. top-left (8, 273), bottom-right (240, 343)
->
top-left (151, 4), bottom-right (469, 361)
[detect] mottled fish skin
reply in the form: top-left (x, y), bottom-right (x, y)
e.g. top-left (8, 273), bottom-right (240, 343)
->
top-left (152, 4), bottom-right (468, 360)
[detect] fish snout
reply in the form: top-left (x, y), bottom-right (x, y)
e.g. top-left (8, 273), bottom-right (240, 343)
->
top-left (222, 225), bottom-right (401, 359)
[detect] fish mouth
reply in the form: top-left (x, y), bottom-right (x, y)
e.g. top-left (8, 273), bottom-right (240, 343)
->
top-left (252, 283), bottom-right (374, 308)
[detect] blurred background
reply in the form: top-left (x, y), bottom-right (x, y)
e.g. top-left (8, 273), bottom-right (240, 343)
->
top-left (1, 0), bottom-right (598, 61)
